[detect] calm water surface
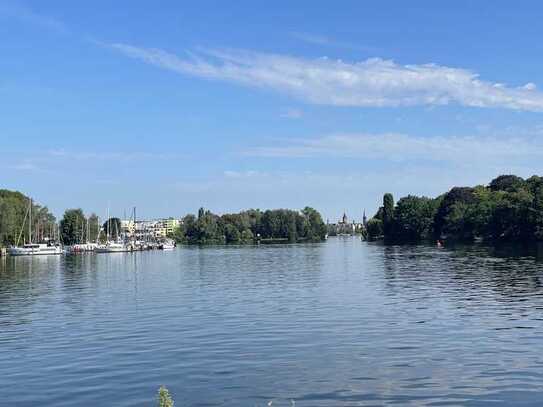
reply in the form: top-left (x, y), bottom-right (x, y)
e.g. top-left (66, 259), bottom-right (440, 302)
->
top-left (2, 237), bottom-right (543, 406)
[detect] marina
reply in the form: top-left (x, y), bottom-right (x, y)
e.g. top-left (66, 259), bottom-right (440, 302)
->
top-left (7, 197), bottom-right (63, 257)
top-left (5, 199), bottom-right (178, 257)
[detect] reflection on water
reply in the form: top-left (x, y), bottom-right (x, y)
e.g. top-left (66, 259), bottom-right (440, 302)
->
top-left (2, 238), bottom-right (543, 406)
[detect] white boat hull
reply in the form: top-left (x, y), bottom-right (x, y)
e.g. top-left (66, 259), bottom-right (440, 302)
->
top-left (67, 243), bottom-right (98, 253)
top-left (8, 245), bottom-right (63, 256)
top-left (95, 243), bottom-right (131, 253)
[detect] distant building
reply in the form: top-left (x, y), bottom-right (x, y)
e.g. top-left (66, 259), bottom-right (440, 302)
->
top-left (120, 220), bottom-right (135, 235)
top-left (327, 211), bottom-right (365, 236)
top-left (162, 218), bottom-right (180, 235)
top-left (121, 218), bottom-right (183, 240)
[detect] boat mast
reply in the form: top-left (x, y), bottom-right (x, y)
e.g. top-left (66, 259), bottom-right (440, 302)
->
top-left (133, 206), bottom-right (136, 244)
top-left (107, 205), bottom-right (110, 243)
top-left (16, 201), bottom-right (30, 246)
top-left (96, 216), bottom-right (101, 244)
top-left (29, 198), bottom-right (32, 244)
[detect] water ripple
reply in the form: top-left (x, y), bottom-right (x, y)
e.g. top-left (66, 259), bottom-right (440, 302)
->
top-left (2, 239), bottom-right (543, 405)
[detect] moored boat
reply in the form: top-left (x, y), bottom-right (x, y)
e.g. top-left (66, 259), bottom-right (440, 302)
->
top-left (8, 198), bottom-right (63, 256)
top-left (95, 242), bottom-right (130, 253)
top-left (159, 239), bottom-right (176, 250)
top-left (9, 243), bottom-right (63, 256)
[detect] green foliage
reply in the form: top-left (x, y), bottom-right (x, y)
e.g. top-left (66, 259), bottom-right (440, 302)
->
top-left (382, 193), bottom-right (395, 241)
top-left (60, 209), bottom-right (86, 245)
top-left (87, 213), bottom-right (100, 242)
top-left (393, 195), bottom-right (437, 242)
top-left (489, 174), bottom-right (526, 192)
top-left (102, 217), bottom-right (122, 240)
top-left (298, 207), bottom-right (326, 241)
top-left (365, 218), bottom-right (383, 241)
top-left (157, 386), bottom-right (174, 407)
top-left (434, 187), bottom-right (478, 241)
top-left (368, 174), bottom-right (543, 244)
top-left (0, 190), bottom-right (56, 246)
top-left (172, 207), bottom-right (327, 245)
top-left (224, 223), bottom-right (241, 243)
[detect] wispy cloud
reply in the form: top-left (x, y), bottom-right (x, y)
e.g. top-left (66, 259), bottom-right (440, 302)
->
top-left (110, 44), bottom-right (543, 112)
top-left (47, 149), bottom-right (183, 161)
top-left (244, 132), bottom-right (543, 165)
top-left (280, 108), bottom-right (303, 119)
top-left (291, 32), bottom-right (376, 52)
top-left (0, 3), bottom-right (67, 33)
top-left (223, 170), bottom-right (264, 178)
top-left (10, 161), bottom-right (41, 172)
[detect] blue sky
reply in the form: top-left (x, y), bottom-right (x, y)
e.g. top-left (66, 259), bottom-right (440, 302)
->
top-left (2, 1), bottom-right (543, 222)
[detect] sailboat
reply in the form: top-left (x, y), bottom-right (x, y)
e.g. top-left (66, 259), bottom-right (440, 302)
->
top-left (66, 216), bottom-right (100, 253)
top-left (95, 207), bottom-right (130, 253)
top-left (8, 198), bottom-right (63, 256)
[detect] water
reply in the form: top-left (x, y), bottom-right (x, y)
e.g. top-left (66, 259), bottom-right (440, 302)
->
top-left (2, 238), bottom-right (543, 406)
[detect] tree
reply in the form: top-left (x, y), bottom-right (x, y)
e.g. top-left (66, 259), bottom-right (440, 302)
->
top-left (393, 195), bottom-right (437, 242)
top-left (489, 175), bottom-right (526, 193)
top-left (366, 218), bottom-right (383, 241)
top-left (382, 193), bottom-right (395, 240)
top-left (302, 206), bottom-right (327, 241)
top-left (433, 187), bottom-right (477, 240)
top-left (102, 217), bottom-right (122, 241)
top-left (0, 190), bottom-right (56, 246)
top-left (487, 189), bottom-right (533, 241)
top-left (87, 213), bottom-right (100, 242)
top-left (224, 223), bottom-right (240, 243)
top-left (171, 207), bottom-right (326, 244)
top-left (60, 209), bottom-right (86, 245)
top-left (171, 223), bottom-right (186, 243)
top-left (240, 228), bottom-right (254, 242)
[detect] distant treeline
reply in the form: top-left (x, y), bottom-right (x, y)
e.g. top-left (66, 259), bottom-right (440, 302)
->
top-left (0, 189), bottom-right (56, 246)
top-left (0, 189), bottom-right (327, 247)
top-left (172, 207), bottom-right (327, 244)
top-left (365, 175), bottom-right (543, 244)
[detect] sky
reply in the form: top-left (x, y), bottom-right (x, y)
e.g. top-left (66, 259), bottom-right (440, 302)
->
top-left (2, 1), bottom-right (543, 222)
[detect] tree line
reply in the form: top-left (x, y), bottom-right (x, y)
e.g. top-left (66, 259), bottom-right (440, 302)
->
top-left (172, 207), bottom-right (327, 244)
top-left (0, 190), bottom-right (112, 247)
top-left (0, 189), bottom-right (327, 247)
top-left (365, 175), bottom-right (543, 244)
top-left (0, 189), bottom-right (56, 246)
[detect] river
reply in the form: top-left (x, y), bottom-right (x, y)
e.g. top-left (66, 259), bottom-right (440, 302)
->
top-left (1, 237), bottom-right (543, 406)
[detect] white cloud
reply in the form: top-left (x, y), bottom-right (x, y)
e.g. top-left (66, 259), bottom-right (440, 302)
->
top-left (280, 108), bottom-right (303, 119)
top-left (47, 149), bottom-right (182, 161)
top-left (223, 170), bottom-right (263, 178)
top-left (290, 32), bottom-right (376, 52)
top-left (10, 161), bottom-right (40, 171)
top-left (0, 3), bottom-right (66, 33)
top-left (244, 132), bottom-right (543, 165)
top-left (111, 44), bottom-right (543, 111)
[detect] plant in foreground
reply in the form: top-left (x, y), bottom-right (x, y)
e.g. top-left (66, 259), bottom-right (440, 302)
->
top-left (157, 385), bottom-right (174, 407)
